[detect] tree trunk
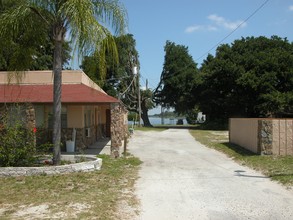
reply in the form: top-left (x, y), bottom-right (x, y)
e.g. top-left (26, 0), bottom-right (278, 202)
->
top-left (141, 99), bottom-right (152, 127)
top-left (52, 40), bottom-right (62, 165)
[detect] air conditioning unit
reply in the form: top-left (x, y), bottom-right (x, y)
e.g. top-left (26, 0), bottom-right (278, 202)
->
top-left (85, 128), bottom-right (91, 137)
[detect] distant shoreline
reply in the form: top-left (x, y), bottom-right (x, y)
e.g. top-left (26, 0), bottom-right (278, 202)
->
top-left (148, 115), bottom-right (185, 119)
top-left (129, 117), bottom-right (187, 125)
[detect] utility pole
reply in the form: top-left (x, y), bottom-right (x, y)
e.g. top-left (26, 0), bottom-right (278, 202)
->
top-left (133, 66), bottom-right (141, 127)
top-left (137, 71), bottom-right (141, 127)
top-left (161, 105), bottom-right (164, 125)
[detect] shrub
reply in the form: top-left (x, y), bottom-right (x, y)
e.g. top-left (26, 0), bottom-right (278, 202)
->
top-left (0, 112), bottom-right (36, 167)
top-left (186, 107), bottom-right (200, 125)
top-left (128, 112), bottom-right (137, 121)
top-left (37, 142), bottom-right (53, 154)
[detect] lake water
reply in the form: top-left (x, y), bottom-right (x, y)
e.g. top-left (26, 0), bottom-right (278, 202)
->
top-left (129, 117), bottom-right (187, 126)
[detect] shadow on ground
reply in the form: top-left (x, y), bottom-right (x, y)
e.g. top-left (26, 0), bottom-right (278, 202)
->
top-left (62, 138), bottom-right (111, 156)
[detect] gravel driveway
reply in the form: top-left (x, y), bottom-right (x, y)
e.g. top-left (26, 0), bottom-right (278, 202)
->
top-left (128, 129), bottom-right (293, 220)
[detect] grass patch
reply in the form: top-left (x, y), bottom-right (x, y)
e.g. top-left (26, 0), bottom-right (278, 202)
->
top-left (133, 126), bottom-right (167, 132)
top-left (0, 154), bottom-right (142, 219)
top-left (189, 129), bottom-right (293, 187)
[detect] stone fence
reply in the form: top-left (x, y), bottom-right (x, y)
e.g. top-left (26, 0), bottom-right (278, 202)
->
top-left (0, 156), bottom-right (102, 177)
top-left (229, 118), bottom-right (293, 155)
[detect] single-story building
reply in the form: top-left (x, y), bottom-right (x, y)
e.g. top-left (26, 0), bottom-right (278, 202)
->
top-left (0, 70), bottom-right (128, 155)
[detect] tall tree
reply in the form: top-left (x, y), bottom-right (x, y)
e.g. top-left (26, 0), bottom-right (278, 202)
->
top-left (0, 0), bottom-right (127, 164)
top-left (81, 34), bottom-right (154, 126)
top-left (0, 0), bottom-right (71, 71)
top-left (198, 36), bottom-right (293, 120)
top-left (154, 41), bottom-right (199, 114)
top-left (140, 88), bottom-right (155, 126)
top-left (81, 34), bottom-right (138, 97)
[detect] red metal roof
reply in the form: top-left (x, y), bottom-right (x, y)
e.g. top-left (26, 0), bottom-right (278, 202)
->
top-left (0, 84), bottom-right (119, 104)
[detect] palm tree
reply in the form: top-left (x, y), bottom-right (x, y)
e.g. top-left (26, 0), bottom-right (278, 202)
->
top-left (0, 0), bottom-right (127, 164)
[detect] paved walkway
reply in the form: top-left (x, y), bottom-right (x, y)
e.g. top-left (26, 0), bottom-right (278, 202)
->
top-left (128, 129), bottom-right (293, 220)
top-left (62, 138), bottom-right (111, 156)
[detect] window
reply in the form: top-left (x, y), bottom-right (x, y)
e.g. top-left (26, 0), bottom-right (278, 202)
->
top-left (84, 107), bottom-right (92, 127)
top-left (6, 105), bottom-right (26, 126)
top-left (48, 106), bottom-right (67, 129)
top-left (48, 114), bottom-right (67, 129)
top-left (35, 105), bottom-right (45, 127)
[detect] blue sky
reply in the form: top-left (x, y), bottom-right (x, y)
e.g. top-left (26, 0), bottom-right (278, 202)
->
top-left (120, 0), bottom-right (293, 114)
top-left (69, 0), bottom-right (292, 114)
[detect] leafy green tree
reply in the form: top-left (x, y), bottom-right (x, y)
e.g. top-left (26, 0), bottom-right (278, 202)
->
top-left (0, 0), bottom-right (71, 70)
top-left (0, 0), bottom-right (127, 164)
top-left (154, 41), bottom-right (199, 114)
top-left (0, 0), bottom-right (71, 71)
top-left (198, 36), bottom-right (293, 120)
top-left (81, 34), bottom-right (155, 127)
top-left (81, 34), bottom-right (138, 98)
top-left (186, 106), bottom-right (200, 125)
top-left (0, 0), bottom-right (49, 71)
top-left (0, 32), bottom-right (72, 71)
top-left (140, 89), bottom-right (155, 127)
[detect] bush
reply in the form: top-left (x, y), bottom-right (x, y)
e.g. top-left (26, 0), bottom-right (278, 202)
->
top-left (186, 112), bottom-right (197, 125)
top-left (35, 126), bottom-right (50, 147)
top-left (128, 112), bottom-right (137, 121)
top-left (0, 114), bottom-right (36, 167)
top-left (186, 107), bottom-right (200, 125)
top-left (37, 142), bottom-right (53, 154)
top-left (197, 119), bottom-right (229, 130)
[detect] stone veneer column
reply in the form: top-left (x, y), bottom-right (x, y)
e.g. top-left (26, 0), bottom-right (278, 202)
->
top-left (258, 119), bottom-right (273, 155)
top-left (110, 103), bottom-right (128, 158)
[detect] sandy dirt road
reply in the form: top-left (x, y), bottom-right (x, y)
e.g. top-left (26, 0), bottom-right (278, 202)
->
top-left (128, 129), bottom-right (293, 220)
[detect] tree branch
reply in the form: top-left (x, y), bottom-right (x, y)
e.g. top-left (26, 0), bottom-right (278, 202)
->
top-left (29, 7), bottom-right (50, 25)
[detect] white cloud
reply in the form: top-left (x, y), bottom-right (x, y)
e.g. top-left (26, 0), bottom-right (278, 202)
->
top-left (185, 25), bottom-right (217, 33)
top-left (185, 14), bottom-right (246, 34)
top-left (208, 14), bottom-right (247, 30)
top-left (289, 5), bottom-right (293, 11)
top-left (185, 25), bottom-right (202, 33)
top-left (207, 25), bottom-right (218, 31)
top-left (208, 14), bottom-right (225, 24)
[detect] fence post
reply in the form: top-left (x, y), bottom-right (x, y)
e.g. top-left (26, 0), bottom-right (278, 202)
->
top-left (123, 136), bottom-right (127, 156)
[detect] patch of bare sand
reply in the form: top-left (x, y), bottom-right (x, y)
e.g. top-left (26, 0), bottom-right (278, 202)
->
top-left (6, 202), bottom-right (91, 219)
top-left (210, 131), bottom-right (229, 136)
top-left (114, 187), bottom-right (140, 220)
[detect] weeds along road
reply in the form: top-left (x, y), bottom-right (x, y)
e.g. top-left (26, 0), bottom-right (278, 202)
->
top-left (128, 129), bottom-right (293, 220)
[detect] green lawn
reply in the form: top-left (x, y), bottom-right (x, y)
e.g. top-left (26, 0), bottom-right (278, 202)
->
top-left (0, 154), bottom-right (142, 220)
top-left (189, 129), bottom-right (293, 187)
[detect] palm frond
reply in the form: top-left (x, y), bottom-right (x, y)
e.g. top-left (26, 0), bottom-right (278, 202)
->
top-left (0, 4), bottom-right (31, 37)
top-left (61, 0), bottom-right (126, 78)
top-left (93, 0), bottom-right (128, 35)
top-left (0, 2), bottom-right (50, 72)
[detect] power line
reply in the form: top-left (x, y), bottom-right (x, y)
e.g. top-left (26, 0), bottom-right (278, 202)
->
top-left (195, 0), bottom-right (270, 62)
top-left (97, 75), bottom-right (131, 82)
top-left (155, 0), bottom-right (270, 91)
top-left (140, 73), bottom-right (159, 89)
top-left (119, 75), bottom-right (136, 96)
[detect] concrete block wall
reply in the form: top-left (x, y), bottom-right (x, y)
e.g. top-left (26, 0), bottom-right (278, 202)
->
top-left (229, 118), bottom-right (259, 153)
top-left (271, 119), bottom-right (293, 155)
top-left (229, 118), bottom-right (293, 156)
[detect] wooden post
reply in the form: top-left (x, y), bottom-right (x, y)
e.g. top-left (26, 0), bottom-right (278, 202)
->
top-left (123, 136), bottom-right (127, 156)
